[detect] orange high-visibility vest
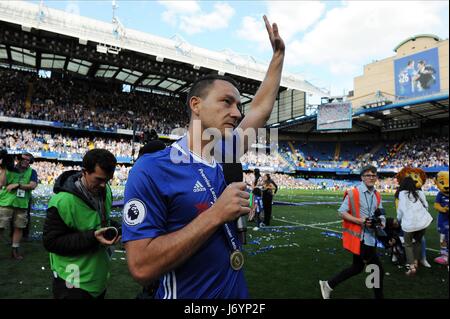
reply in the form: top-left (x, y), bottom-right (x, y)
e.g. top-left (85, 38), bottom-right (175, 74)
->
top-left (342, 188), bottom-right (381, 255)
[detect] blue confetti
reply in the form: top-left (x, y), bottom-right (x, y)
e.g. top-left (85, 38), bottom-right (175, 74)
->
top-left (321, 231), bottom-right (342, 239)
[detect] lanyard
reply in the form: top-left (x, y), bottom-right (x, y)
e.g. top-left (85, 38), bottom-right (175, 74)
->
top-left (77, 177), bottom-right (107, 227)
top-left (363, 191), bottom-right (375, 217)
top-left (176, 137), bottom-right (241, 252)
top-left (196, 166), bottom-right (241, 252)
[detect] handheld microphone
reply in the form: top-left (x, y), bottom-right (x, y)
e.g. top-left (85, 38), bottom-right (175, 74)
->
top-left (222, 162), bottom-right (247, 245)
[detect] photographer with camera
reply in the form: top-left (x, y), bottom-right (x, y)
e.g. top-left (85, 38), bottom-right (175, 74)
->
top-left (320, 165), bottom-right (386, 299)
top-left (42, 149), bottom-right (120, 299)
top-left (0, 151), bottom-right (38, 260)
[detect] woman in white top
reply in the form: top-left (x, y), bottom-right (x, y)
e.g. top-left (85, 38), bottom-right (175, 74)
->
top-left (397, 177), bottom-right (433, 275)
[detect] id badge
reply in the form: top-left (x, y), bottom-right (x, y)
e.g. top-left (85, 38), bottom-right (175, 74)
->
top-left (16, 189), bottom-right (26, 198)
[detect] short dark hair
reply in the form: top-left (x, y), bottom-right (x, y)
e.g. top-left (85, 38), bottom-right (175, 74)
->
top-left (17, 152), bottom-right (34, 164)
top-left (360, 165), bottom-right (377, 176)
top-left (82, 149), bottom-right (117, 175)
top-left (21, 152), bottom-right (33, 158)
top-left (186, 74), bottom-right (240, 115)
top-left (19, 152), bottom-right (34, 159)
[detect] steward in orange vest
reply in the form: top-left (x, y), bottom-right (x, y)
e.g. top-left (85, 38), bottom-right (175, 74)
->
top-left (342, 187), bottom-right (381, 255)
top-left (320, 165), bottom-right (385, 300)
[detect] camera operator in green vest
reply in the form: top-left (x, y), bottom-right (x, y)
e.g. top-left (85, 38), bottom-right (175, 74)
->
top-left (43, 149), bottom-right (120, 299)
top-left (0, 152), bottom-right (38, 260)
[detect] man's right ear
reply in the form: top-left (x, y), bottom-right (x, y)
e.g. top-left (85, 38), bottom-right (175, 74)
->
top-left (189, 96), bottom-right (201, 117)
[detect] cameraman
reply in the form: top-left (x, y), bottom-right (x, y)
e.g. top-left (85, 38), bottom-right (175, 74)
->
top-left (42, 149), bottom-right (120, 299)
top-left (320, 165), bottom-right (385, 299)
top-left (0, 152), bottom-right (38, 260)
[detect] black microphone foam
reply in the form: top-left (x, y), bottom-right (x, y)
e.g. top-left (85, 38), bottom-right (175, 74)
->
top-left (222, 162), bottom-right (243, 184)
top-left (221, 162), bottom-right (247, 245)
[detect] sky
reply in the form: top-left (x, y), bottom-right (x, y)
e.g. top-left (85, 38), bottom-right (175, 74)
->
top-left (29, 0), bottom-right (449, 97)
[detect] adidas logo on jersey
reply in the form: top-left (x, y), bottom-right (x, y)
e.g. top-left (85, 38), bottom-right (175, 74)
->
top-left (193, 181), bottom-right (206, 192)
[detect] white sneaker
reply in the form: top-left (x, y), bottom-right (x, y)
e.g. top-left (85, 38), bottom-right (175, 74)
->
top-left (319, 280), bottom-right (332, 299)
top-left (420, 258), bottom-right (432, 268)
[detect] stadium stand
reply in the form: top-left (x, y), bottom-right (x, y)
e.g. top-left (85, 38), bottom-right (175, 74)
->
top-left (0, 68), bottom-right (189, 134)
top-left (0, 127), bottom-right (140, 163)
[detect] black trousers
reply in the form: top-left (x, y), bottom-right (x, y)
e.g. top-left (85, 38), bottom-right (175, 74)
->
top-left (328, 243), bottom-right (384, 299)
top-left (262, 192), bottom-right (273, 226)
top-left (53, 276), bottom-right (106, 299)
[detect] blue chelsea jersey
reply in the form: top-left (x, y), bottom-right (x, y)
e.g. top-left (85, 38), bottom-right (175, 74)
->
top-left (122, 136), bottom-right (248, 299)
top-left (436, 192), bottom-right (449, 230)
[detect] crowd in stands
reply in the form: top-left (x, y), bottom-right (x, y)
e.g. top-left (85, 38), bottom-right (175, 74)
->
top-left (33, 161), bottom-right (81, 185)
top-left (32, 161), bottom-right (130, 187)
top-left (0, 69), bottom-right (189, 134)
top-left (0, 128), bottom-right (142, 160)
top-left (1, 126), bottom-right (448, 176)
top-left (2, 126), bottom-right (448, 181)
top-left (242, 172), bottom-right (438, 193)
top-left (241, 150), bottom-right (289, 170)
top-left (3, 151), bottom-right (442, 191)
top-left (377, 136), bottom-right (448, 169)
top-left (1, 127), bottom-right (295, 170)
top-left (244, 172), bottom-right (321, 190)
top-left (281, 136), bottom-right (448, 171)
top-left (376, 177), bottom-right (436, 193)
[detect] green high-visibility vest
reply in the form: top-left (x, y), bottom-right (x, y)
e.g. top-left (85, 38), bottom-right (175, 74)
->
top-left (48, 185), bottom-right (113, 297)
top-left (0, 168), bottom-right (32, 209)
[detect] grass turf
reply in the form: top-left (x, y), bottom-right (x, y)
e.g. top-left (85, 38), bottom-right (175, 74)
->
top-left (0, 189), bottom-right (448, 299)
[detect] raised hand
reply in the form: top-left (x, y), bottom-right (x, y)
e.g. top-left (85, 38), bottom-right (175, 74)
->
top-left (263, 15), bottom-right (285, 56)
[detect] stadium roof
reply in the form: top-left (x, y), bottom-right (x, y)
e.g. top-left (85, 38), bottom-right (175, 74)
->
top-left (0, 1), bottom-right (328, 98)
top-left (273, 92), bottom-right (449, 134)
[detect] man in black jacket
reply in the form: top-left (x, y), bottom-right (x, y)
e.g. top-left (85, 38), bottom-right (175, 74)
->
top-left (262, 173), bottom-right (278, 226)
top-left (42, 149), bottom-right (120, 299)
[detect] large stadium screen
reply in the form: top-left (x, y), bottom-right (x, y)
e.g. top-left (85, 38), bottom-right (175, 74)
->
top-left (316, 102), bottom-right (352, 131)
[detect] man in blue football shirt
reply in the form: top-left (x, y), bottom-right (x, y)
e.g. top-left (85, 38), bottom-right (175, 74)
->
top-left (122, 15), bottom-right (285, 299)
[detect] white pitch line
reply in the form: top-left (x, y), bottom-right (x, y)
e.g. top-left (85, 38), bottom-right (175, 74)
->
top-left (272, 217), bottom-right (341, 233)
top-left (308, 221), bottom-right (342, 227)
top-left (272, 217), bottom-right (441, 253)
top-left (256, 225), bottom-right (308, 229)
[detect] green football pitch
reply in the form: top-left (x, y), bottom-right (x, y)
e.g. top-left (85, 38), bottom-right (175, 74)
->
top-left (0, 189), bottom-right (448, 299)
